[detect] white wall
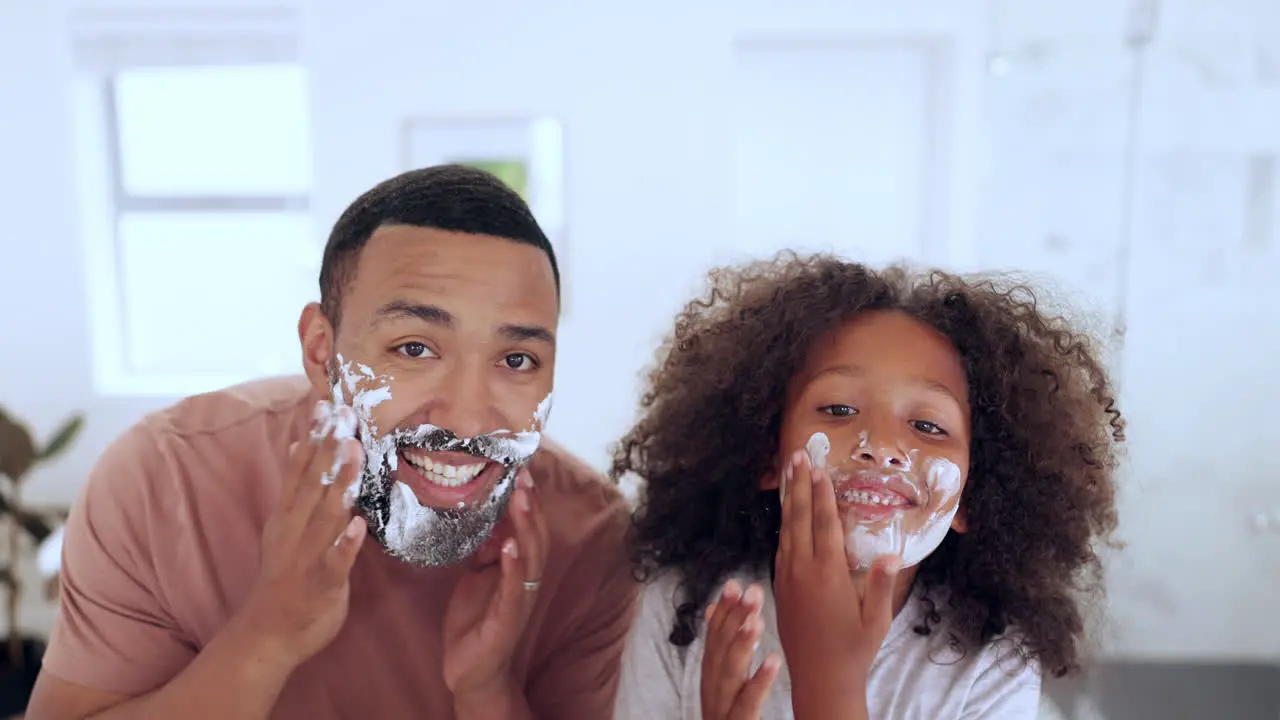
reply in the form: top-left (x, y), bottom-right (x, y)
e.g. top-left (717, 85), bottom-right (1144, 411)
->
top-left (3, 0), bottom-right (1280, 662)
top-left (301, 0), bottom-right (987, 486)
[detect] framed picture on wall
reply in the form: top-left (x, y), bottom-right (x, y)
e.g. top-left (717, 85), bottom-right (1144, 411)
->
top-left (400, 117), bottom-right (569, 311)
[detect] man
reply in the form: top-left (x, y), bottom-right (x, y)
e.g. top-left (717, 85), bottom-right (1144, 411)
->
top-left (29, 166), bottom-right (637, 719)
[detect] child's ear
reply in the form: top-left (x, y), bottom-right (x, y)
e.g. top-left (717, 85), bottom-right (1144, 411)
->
top-left (950, 504), bottom-right (968, 533)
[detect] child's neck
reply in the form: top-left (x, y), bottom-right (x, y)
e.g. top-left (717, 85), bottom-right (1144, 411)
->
top-left (890, 567), bottom-right (921, 618)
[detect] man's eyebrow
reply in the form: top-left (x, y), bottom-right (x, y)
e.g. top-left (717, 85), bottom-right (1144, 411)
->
top-left (499, 323), bottom-right (555, 346)
top-left (372, 301), bottom-right (454, 328)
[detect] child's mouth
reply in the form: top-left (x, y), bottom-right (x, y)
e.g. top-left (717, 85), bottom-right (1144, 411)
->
top-left (840, 487), bottom-right (913, 508)
top-left (834, 471), bottom-right (922, 519)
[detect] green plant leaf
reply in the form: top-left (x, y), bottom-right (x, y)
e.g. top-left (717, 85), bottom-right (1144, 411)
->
top-left (0, 493), bottom-right (54, 542)
top-left (39, 415), bottom-right (84, 462)
top-left (0, 408), bottom-right (37, 482)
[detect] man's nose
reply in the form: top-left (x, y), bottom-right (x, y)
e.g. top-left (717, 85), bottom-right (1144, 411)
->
top-left (428, 363), bottom-right (494, 439)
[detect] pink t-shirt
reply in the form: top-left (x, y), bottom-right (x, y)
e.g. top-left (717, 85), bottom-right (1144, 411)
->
top-left (43, 376), bottom-right (636, 719)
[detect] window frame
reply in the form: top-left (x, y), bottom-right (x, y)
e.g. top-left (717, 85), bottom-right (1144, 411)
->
top-left (72, 11), bottom-right (315, 396)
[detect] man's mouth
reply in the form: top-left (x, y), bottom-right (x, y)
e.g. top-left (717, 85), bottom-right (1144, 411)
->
top-left (402, 448), bottom-right (487, 487)
top-left (396, 448), bottom-right (503, 507)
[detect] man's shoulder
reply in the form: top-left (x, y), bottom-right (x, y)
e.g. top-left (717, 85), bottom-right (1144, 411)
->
top-left (85, 376), bottom-right (314, 509)
top-left (527, 439), bottom-right (628, 545)
top-left (148, 375), bottom-right (315, 438)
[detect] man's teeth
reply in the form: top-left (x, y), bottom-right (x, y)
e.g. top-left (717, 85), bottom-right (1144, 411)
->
top-left (843, 490), bottom-right (909, 507)
top-left (403, 453), bottom-right (486, 488)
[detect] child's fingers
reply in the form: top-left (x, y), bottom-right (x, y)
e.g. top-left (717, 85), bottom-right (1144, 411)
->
top-left (722, 612), bottom-right (763, 685)
top-left (777, 460), bottom-right (794, 561)
top-left (705, 583), bottom-right (758, 687)
top-left (809, 466), bottom-right (844, 562)
top-left (781, 451), bottom-right (814, 562)
top-left (706, 580), bottom-right (743, 650)
top-left (730, 653), bottom-right (781, 719)
top-left (862, 554), bottom-right (903, 635)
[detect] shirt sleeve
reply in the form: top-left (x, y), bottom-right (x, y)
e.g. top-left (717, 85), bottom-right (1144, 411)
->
top-left (612, 575), bottom-right (689, 720)
top-left (523, 496), bottom-right (638, 719)
top-left (959, 648), bottom-right (1044, 719)
top-left (41, 422), bottom-right (197, 696)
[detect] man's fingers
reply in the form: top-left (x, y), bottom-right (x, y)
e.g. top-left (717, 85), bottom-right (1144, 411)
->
top-left (283, 406), bottom-right (324, 507)
top-left (730, 653), bottom-right (780, 719)
top-left (304, 438), bottom-right (364, 552)
top-left (322, 515), bottom-right (367, 581)
top-left (481, 537), bottom-right (527, 646)
top-left (509, 479), bottom-right (547, 587)
top-left (809, 466), bottom-right (844, 562)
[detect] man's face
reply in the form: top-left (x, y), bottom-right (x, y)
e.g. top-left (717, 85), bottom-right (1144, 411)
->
top-left (303, 226), bottom-right (558, 566)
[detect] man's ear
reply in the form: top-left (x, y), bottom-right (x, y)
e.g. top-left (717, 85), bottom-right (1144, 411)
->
top-left (299, 302), bottom-right (335, 394)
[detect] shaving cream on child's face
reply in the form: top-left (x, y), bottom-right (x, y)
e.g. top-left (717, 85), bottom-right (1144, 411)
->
top-left (320, 354), bottom-right (552, 567)
top-left (801, 431), bottom-right (963, 571)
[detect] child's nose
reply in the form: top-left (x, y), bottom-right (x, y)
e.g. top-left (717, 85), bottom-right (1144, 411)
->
top-left (853, 433), bottom-right (909, 469)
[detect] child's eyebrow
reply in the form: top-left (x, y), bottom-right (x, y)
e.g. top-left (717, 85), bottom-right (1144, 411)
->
top-left (812, 364), bottom-right (966, 408)
top-left (915, 378), bottom-right (966, 408)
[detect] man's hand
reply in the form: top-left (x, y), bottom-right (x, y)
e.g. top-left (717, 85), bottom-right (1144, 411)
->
top-left (774, 450), bottom-right (900, 720)
top-left (235, 401), bottom-right (368, 672)
top-left (443, 468), bottom-right (548, 717)
top-left (699, 580), bottom-right (780, 720)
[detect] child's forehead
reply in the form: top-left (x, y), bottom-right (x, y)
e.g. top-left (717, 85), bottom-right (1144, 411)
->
top-left (803, 310), bottom-right (967, 393)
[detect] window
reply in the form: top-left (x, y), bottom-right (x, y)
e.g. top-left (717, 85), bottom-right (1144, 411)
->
top-left (75, 24), bottom-right (318, 396)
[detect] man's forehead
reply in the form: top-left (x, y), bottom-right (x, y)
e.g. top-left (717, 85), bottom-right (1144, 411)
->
top-left (348, 226), bottom-right (559, 330)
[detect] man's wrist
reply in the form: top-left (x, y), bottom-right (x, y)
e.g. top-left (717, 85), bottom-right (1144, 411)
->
top-left (221, 604), bottom-right (303, 685)
top-left (452, 676), bottom-right (521, 720)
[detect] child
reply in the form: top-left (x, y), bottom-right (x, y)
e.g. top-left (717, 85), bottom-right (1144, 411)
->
top-left (611, 254), bottom-right (1122, 719)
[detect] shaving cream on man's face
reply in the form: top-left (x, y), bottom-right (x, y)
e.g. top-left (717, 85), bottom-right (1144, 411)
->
top-left (324, 355), bottom-right (552, 567)
top-left (801, 431), bottom-right (963, 571)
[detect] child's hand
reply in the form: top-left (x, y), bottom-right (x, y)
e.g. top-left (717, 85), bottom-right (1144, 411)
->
top-left (773, 450), bottom-right (901, 718)
top-left (699, 580), bottom-right (781, 720)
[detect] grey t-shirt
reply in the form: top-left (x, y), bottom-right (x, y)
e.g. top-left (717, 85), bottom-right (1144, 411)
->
top-left (613, 569), bottom-right (1043, 719)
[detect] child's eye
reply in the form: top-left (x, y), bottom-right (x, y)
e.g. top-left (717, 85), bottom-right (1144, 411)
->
top-left (820, 404), bottom-right (858, 418)
top-left (912, 420), bottom-right (946, 435)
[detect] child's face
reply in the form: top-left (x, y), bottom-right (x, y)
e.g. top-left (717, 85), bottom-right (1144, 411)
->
top-left (773, 310), bottom-right (971, 570)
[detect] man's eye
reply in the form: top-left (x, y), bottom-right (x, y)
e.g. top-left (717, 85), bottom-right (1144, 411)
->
top-left (820, 404), bottom-right (857, 417)
top-left (912, 420), bottom-right (945, 435)
top-left (396, 342), bottom-right (435, 359)
top-left (501, 353), bottom-right (538, 371)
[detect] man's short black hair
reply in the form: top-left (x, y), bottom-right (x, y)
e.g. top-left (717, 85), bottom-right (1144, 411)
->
top-left (319, 164), bottom-right (560, 325)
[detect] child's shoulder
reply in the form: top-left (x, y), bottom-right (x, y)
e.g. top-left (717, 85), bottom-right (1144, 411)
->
top-left (873, 590), bottom-right (1043, 715)
top-left (636, 569), bottom-right (685, 624)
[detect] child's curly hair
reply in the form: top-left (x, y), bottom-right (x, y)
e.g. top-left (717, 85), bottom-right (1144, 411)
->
top-left (610, 252), bottom-right (1123, 678)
